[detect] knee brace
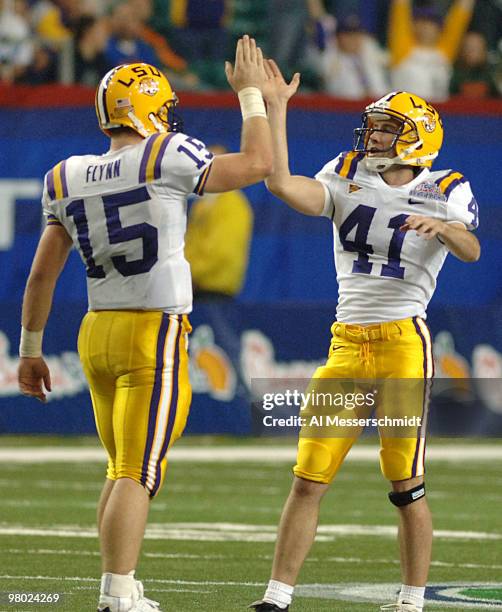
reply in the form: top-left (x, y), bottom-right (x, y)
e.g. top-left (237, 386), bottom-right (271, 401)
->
top-left (388, 483), bottom-right (425, 507)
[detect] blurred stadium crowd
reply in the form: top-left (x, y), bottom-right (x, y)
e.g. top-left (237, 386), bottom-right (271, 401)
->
top-left (0, 0), bottom-right (501, 100)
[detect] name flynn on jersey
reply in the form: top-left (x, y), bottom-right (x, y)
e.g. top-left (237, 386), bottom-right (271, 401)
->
top-left (86, 160), bottom-right (121, 183)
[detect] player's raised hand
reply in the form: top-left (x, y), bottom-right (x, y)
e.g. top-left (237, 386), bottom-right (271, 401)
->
top-left (400, 215), bottom-right (447, 240)
top-left (225, 35), bottom-right (266, 92)
top-left (261, 58), bottom-right (300, 105)
top-left (18, 356), bottom-right (52, 403)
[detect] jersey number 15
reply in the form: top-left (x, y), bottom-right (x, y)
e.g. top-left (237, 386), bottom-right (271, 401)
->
top-left (66, 186), bottom-right (157, 278)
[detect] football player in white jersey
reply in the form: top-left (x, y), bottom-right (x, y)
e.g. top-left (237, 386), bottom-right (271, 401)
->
top-left (17, 36), bottom-right (272, 612)
top-left (249, 63), bottom-right (480, 612)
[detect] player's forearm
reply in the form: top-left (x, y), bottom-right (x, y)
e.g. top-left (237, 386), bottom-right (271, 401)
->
top-left (20, 225), bottom-right (72, 357)
top-left (265, 100), bottom-right (325, 216)
top-left (21, 274), bottom-right (58, 331)
top-left (239, 115), bottom-right (274, 182)
top-left (265, 100), bottom-right (292, 189)
top-left (440, 224), bottom-right (480, 262)
top-left (21, 225), bottom-right (72, 332)
top-left (204, 115), bottom-right (273, 192)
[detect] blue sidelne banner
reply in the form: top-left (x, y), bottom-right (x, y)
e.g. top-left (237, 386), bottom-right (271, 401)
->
top-left (0, 301), bottom-right (501, 436)
top-left (0, 104), bottom-right (501, 435)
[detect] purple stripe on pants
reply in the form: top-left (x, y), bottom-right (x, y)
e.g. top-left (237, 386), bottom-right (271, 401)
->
top-left (140, 313), bottom-right (170, 487)
top-left (411, 316), bottom-right (428, 477)
top-left (150, 320), bottom-right (183, 497)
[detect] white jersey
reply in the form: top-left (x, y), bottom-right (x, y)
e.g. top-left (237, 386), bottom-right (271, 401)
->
top-left (42, 132), bottom-right (213, 313)
top-left (316, 151), bottom-right (479, 324)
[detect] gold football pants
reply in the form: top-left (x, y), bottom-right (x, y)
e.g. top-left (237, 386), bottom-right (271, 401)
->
top-left (294, 316), bottom-right (433, 483)
top-left (78, 310), bottom-right (192, 497)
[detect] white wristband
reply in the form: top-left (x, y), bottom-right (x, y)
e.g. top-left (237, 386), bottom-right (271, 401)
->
top-left (19, 327), bottom-right (43, 358)
top-left (237, 87), bottom-right (267, 121)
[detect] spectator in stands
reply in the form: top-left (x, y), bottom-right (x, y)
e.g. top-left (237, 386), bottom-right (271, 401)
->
top-left (31, 0), bottom-right (71, 48)
top-left (19, 43), bottom-right (58, 84)
top-left (184, 145), bottom-right (254, 301)
top-left (30, 0), bottom-right (92, 83)
top-left (470, 0), bottom-right (502, 52)
top-left (267, 0), bottom-right (310, 81)
top-left (145, 0), bottom-right (174, 40)
top-left (79, 0), bottom-right (113, 18)
top-left (104, 2), bottom-right (159, 70)
top-left (73, 15), bottom-right (109, 86)
top-left (32, 0), bottom-right (87, 47)
top-left (325, 0), bottom-right (389, 46)
top-left (128, 0), bottom-right (200, 90)
top-left (169, 0), bottom-right (230, 88)
top-left (2, 0), bottom-right (59, 85)
top-left (450, 30), bottom-right (499, 98)
top-left (320, 13), bottom-right (389, 99)
top-left (389, 0), bottom-right (475, 102)
top-left (266, 0), bottom-right (332, 90)
top-left (0, 0), bottom-right (33, 83)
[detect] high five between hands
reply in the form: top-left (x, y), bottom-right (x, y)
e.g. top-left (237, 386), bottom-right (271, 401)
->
top-left (225, 34), bottom-right (300, 102)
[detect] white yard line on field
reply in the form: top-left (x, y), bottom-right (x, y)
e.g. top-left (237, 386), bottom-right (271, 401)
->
top-left (0, 522), bottom-right (500, 542)
top-left (4, 548), bottom-right (502, 571)
top-left (0, 575), bottom-right (263, 586)
top-left (0, 444), bottom-right (501, 463)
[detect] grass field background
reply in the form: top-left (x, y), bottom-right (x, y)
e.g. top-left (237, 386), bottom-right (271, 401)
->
top-left (0, 436), bottom-right (501, 611)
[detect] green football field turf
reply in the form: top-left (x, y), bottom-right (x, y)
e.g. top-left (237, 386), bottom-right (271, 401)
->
top-left (0, 438), bottom-right (501, 611)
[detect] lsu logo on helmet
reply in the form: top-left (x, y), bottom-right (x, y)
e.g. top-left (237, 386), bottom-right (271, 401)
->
top-left (354, 91), bottom-right (444, 172)
top-left (139, 77), bottom-right (160, 96)
top-left (95, 63), bottom-right (182, 137)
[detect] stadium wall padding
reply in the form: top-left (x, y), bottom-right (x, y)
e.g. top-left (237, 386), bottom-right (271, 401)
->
top-left (0, 98), bottom-right (501, 435)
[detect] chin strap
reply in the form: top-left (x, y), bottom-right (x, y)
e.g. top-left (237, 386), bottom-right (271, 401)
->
top-left (148, 112), bottom-right (168, 134)
top-left (364, 155), bottom-right (401, 172)
top-left (364, 139), bottom-right (438, 172)
top-left (124, 111), bottom-right (168, 137)
top-left (127, 111), bottom-right (149, 137)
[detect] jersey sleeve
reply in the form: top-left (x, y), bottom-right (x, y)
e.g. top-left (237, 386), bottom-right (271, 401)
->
top-left (139, 132), bottom-right (214, 195)
top-left (41, 167), bottom-right (64, 226)
top-left (315, 156), bottom-right (344, 219)
top-left (435, 171), bottom-right (479, 230)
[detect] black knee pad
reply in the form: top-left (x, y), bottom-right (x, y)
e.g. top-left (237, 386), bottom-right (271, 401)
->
top-left (388, 483), bottom-right (425, 507)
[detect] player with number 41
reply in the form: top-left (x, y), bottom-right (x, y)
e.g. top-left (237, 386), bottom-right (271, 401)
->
top-left (248, 64), bottom-right (480, 612)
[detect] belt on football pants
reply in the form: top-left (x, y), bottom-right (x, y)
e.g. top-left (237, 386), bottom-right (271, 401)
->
top-left (331, 320), bottom-right (403, 343)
